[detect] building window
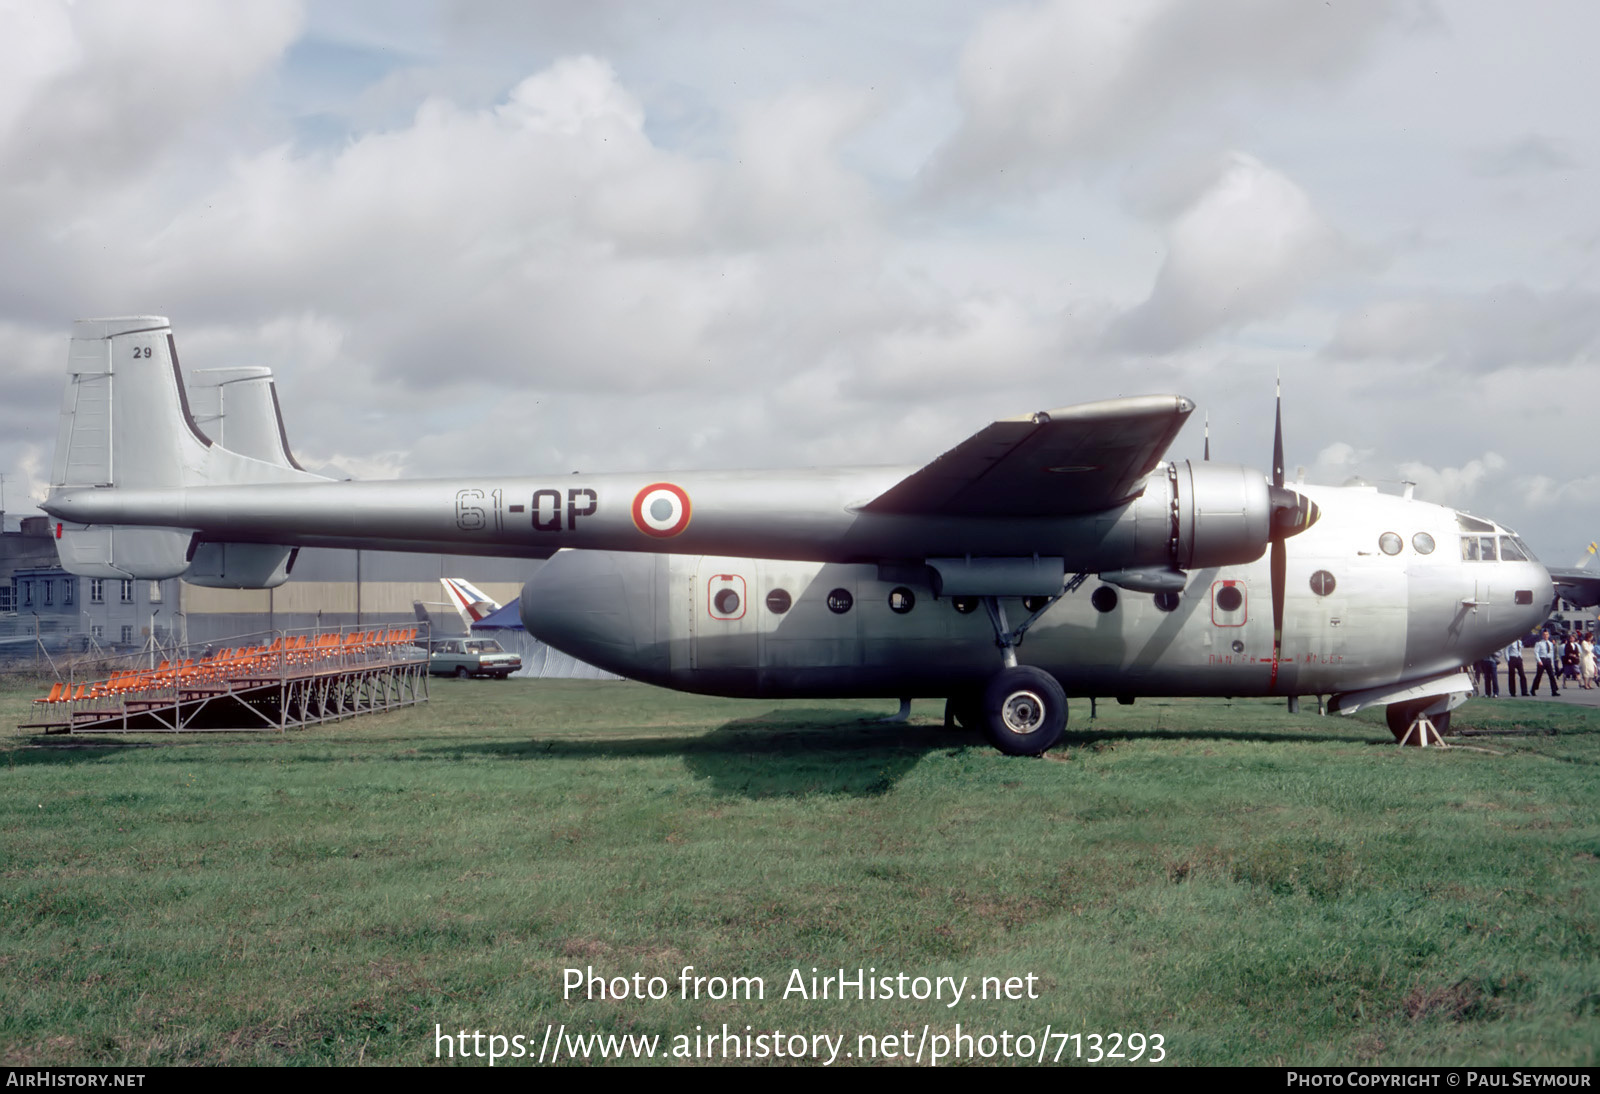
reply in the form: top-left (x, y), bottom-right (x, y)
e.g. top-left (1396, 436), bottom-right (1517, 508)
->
top-left (42, 581), bottom-right (52, 606)
top-left (120, 579), bottom-right (133, 603)
top-left (91, 625), bottom-right (103, 640)
top-left (0, 586), bottom-right (11, 612)
top-left (120, 625), bottom-right (134, 645)
top-left (148, 581), bottom-right (163, 604)
top-left (90, 579), bottom-right (104, 604)
top-left (63, 580), bottom-right (73, 606)
top-left (22, 581), bottom-right (31, 607)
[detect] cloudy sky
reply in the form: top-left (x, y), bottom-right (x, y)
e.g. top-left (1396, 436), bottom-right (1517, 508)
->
top-left (3, 0), bottom-right (1597, 561)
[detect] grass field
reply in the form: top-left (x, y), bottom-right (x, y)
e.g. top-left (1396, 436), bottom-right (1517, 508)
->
top-left (3, 676), bottom-right (1598, 1067)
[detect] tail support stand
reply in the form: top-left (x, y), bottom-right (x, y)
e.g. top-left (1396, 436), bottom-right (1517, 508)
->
top-left (1397, 712), bottom-right (1447, 748)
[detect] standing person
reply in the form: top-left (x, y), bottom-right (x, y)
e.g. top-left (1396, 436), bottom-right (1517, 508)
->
top-left (1532, 629), bottom-right (1561, 697)
top-left (1480, 647), bottom-right (1500, 697)
top-left (1582, 632), bottom-right (1596, 690)
top-left (1505, 638), bottom-right (1529, 697)
top-left (1563, 633), bottom-right (1582, 686)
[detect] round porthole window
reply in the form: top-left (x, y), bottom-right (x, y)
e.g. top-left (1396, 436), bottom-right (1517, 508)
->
top-left (1215, 585), bottom-right (1243, 612)
top-left (714, 588), bottom-right (741, 615)
top-left (1021, 595), bottom-right (1051, 613)
top-left (765, 588), bottom-right (791, 614)
top-left (952, 596), bottom-right (978, 615)
top-left (1091, 586), bottom-right (1118, 613)
top-left (1379, 532), bottom-right (1403, 556)
top-left (1413, 532), bottom-right (1435, 555)
top-left (826, 588), bottom-right (853, 614)
top-left (1310, 570), bottom-right (1336, 596)
top-left (1153, 591), bottom-right (1180, 612)
top-left (888, 587), bottom-right (915, 614)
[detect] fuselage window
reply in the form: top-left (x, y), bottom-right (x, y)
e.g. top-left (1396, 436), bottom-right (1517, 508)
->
top-left (1090, 586), bottom-right (1118, 613)
top-left (1499, 536), bottom-right (1527, 562)
top-left (826, 588), bottom-right (854, 614)
top-left (1460, 536), bottom-right (1480, 562)
top-left (1021, 595), bottom-right (1050, 613)
top-left (951, 596), bottom-right (978, 614)
top-left (765, 588), bottom-right (792, 614)
top-left (888, 587), bottom-right (915, 614)
top-left (1215, 585), bottom-right (1244, 612)
top-left (1379, 532), bottom-right (1402, 555)
top-left (1153, 591), bottom-right (1180, 612)
top-left (1310, 570), bottom-right (1336, 596)
top-left (1413, 532), bottom-right (1435, 554)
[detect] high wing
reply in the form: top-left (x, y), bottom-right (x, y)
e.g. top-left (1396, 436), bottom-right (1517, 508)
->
top-left (861, 396), bottom-right (1195, 517)
top-left (1549, 567), bottom-right (1600, 608)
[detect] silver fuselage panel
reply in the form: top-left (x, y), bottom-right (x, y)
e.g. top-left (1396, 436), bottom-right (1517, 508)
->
top-left (520, 485), bottom-right (1551, 700)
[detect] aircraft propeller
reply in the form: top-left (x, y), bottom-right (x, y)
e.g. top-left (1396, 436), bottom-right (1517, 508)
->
top-left (1266, 379), bottom-right (1319, 689)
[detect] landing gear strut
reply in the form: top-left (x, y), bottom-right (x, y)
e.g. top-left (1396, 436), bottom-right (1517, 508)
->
top-left (973, 592), bottom-right (1072, 755)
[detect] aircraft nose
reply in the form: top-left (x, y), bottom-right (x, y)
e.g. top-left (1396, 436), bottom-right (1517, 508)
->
top-left (520, 550), bottom-right (657, 678)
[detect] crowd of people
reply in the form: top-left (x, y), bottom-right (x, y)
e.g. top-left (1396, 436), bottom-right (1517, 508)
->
top-left (1474, 628), bottom-right (1597, 697)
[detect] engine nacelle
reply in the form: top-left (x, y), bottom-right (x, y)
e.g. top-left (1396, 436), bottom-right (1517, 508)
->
top-left (1169, 460), bottom-right (1276, 570)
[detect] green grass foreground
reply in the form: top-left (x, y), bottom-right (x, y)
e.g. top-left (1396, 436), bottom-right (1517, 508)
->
top-left (3, 677), bottom-right (1597, 1067)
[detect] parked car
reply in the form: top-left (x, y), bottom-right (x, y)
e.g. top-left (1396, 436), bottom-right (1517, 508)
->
top-left (429, 637), bottom-right (521, 678)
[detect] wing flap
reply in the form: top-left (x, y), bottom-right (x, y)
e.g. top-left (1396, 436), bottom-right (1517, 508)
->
top-left (862, 395), bottom-right (1195, 517)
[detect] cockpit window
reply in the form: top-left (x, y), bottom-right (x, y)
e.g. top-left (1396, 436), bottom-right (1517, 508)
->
top-left (1460, 536), bottom-right (1509, 562)
top-left (1513, 536), bottom-right (1538, 562)
top-left (1457, 513), bottom-right (1496, 533)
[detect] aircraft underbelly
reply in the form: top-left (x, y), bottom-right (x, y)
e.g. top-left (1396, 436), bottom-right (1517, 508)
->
top-left (650, 555), bottom-right (1405, 699)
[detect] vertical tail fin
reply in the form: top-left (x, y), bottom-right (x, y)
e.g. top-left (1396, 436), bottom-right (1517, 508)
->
top-left (441, 578), bottom-right (502, 625)
top-left (188, 366), bottom-right (307, 471)
top-left (51, 317), bottom-right (214, 492)
top-left (47, 317), bottom-right (324, 581)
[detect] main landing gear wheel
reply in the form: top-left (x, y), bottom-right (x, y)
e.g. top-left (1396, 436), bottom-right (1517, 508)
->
top-left (981, 666), bottom-right (1067, 756)
top-left (1385, 700), bottom-right (1450, 746)
top-left (455, 666), bottom-right (471, 679)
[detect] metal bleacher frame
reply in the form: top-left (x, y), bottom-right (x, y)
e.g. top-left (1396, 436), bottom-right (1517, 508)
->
top-left (18, 625), bottom-right (430, 735)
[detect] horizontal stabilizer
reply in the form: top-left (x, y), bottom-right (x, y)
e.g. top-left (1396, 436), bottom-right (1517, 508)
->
top-left (187, 542), bottom-right (298, 589)
top-left (53, 522), bottom-right (192, 580)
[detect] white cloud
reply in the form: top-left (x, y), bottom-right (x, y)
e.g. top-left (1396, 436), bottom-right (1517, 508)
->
top-left (923, 0), bottom-right (1415, 195)
top-left (0, 0), bottom-right (304, 187)
top-left (1325, 286), bottom-right (1600, 372)
top-left (1396, 452), bottom-right (1507, 508)
top-left (1107, 155), bottom-right (1348, 353)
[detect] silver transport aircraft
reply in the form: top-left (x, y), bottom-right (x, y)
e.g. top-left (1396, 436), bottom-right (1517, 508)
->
top-left (39, 317), bottom-right (1561, 754)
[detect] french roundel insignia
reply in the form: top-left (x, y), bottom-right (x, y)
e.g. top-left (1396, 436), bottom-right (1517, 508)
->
top-left (631, 482), bottom-right (692, 538)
